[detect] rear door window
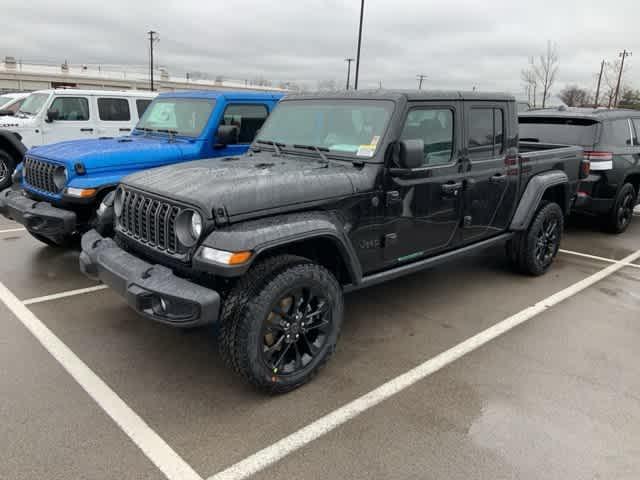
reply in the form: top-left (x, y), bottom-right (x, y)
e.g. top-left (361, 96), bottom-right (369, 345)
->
top-left (468, 108), bottom-right (504, 160)
top-left (518, 116), bottom-right (599, 147)
top-left (631, 119), bottom-right (640, 146)
top-left (601, 119), bottom-right (632, 146)
top-left (98, 98), bottom-right (131, 121)
top-left (136, 99), bottom-right (152, 118)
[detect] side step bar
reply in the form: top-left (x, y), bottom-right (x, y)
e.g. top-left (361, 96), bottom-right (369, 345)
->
top-left (344, 233), bottom-right (514, 293)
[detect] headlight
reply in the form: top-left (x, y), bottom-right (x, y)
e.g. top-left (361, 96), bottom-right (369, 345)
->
top-left (191, 211), bottom-right (203, 238)
top-left (53, 166), bottom-right (67, 191)
top-left (175, 209), bottom-right (203, 247)
top-left (113, 188), bottom-right (124, 217)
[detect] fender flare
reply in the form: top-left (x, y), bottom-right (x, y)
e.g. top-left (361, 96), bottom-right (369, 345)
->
top-left (194, 211), bottom-right (363, 282)
top-left (510, 170), bottom-right (569, 231)
top-left (0, 130), bottom-right (27, 163)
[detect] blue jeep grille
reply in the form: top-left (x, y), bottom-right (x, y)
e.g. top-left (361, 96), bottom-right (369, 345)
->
top-left (24, 157), bottom-right (58, 194)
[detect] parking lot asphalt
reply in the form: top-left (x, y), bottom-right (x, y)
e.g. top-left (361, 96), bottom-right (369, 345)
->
top-left (1, 216), bottom-right (639, 480)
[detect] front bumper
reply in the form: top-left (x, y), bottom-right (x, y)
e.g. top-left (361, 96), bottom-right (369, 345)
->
top-left (0, 188), bottom-right (77, 236)
top-left (80, 229), bottom-right (220, 328)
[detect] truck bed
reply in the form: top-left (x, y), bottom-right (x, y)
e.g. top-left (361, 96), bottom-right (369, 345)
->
top-left (519, 141), bottom-right (583, 180)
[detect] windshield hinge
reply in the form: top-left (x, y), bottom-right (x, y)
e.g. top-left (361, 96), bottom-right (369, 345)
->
top-left (213, 206), bottom-right (230, 226)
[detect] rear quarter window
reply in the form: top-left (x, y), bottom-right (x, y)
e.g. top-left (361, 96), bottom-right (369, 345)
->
top-left (600, 119), bottom-right (632, 146)
top-left (518, 116), bottom-right (599, 148)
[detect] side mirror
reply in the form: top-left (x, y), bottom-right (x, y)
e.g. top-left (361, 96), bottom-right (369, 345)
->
top-left (46, 109), bottom-right (60, 123)
top-left (215, 125), bottom-right (239, 147)
top-left (397, 139), bottom-right (425, 169)
top-left (0, 109), bottom-right (14, 117)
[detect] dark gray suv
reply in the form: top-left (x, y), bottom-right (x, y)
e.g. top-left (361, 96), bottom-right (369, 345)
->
top-left (519, 108), bottom-right (640, 233)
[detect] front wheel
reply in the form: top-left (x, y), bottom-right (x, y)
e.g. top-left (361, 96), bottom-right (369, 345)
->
top-left (219, 255), bottom-right (343, 394)
top-left (0, 150), bottom-right (15, 190)
top-left (507, 202), bottom-right (564, 276)
top-left (604, 183), bottom-right (636, 234)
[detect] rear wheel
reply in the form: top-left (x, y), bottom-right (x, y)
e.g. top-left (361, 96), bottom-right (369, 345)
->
top-left (0, 150), bottom-right (15, 190)
top-left (604, 183), bottom-right (636, 234)
top-left (507, 202), bottom-right (564, 276)
top-left (218, 255), bottom-right (343, 394)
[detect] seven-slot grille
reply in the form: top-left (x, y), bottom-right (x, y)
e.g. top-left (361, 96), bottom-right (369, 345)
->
top-left (118, 188), bottom-right (182, 253)
top-left (24, 157), bottom-right (59, 194)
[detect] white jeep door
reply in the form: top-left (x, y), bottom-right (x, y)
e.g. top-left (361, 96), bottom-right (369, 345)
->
top-left (95, 96), bottom-right (134, 137)
top-left (42, 95), bottom-right (97, 144)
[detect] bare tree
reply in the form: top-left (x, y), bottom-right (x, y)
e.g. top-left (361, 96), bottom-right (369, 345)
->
top-left (559, 85), bottom-right (591, 107)
top-left (533, 41), bottom-right (559, 108)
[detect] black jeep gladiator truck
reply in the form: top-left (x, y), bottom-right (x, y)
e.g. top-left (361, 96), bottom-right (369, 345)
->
top-left (80, 91), bottom-right (584, 393)
top-left (520, 108), bottom-right (640, 233)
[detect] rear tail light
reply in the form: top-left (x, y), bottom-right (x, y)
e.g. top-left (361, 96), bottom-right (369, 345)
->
top-left (579, 160), bottom-right (590, 179)
top-left (584, 151), bottom-right (613, 171)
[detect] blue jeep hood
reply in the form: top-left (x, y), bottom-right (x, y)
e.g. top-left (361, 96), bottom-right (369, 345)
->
top-left (28, 136), bottom-right (188, 173)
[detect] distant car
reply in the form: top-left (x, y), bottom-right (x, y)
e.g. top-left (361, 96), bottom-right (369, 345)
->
top-left (519, 108), bottom-right (640, 233)
top-left (0, 92), bottom-right (29, 116)
top-left (0, 90), bottom-right (283, 246)
top-left (0, 88), bottom-right (158, 190)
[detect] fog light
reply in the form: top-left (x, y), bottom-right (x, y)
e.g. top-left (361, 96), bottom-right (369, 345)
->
top-left (151, 296), bottom-right (168, 315)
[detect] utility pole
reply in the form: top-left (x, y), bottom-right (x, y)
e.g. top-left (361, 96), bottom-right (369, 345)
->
top-left (614, 49), bottom-right (632, 108)
top-left (416, 74), bottom-right (427, 90)
top-left (345, 58), bottom-right (354, 90)
top-left (354, 0), bottom-right (365, 90)
top-left (594, 60), bottom-right (605, 108)
top-left (148, 30), bottom-right (158, 91)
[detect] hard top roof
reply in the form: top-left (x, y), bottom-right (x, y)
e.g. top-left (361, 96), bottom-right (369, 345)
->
top-left (520, 106), bottom-right (640, 120)
top-left (32, 88), bottom-right (157, 98)
top-left (158, 90), bottom-right (284, 101)
top-left (283, 89), bottom-right (514, 102)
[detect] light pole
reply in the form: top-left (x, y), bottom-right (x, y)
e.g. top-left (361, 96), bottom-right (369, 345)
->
top-left (594, 60), bottom-right (605, 108)
top-left (416, 74), bottom-right (427, 90)
top-left (148, 30), bottom-right (158, 91)
top-left (345, 58), bottom-right (354, 90)
top-left (354, 0), bottom-right (365, 90)
top-left (613, 49), bottom-right (632, 108)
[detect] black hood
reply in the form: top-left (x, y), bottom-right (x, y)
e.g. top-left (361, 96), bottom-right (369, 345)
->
top-left (123, 152), bottom-right (358, 218)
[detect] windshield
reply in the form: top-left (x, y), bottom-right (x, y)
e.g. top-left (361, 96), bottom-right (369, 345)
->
top-left (18, 93), bottom-right (50, 116)
top-left (135, 98), bottom-right (215, 137)
top-left (519, 116), bottom-right (599, 147)
top-left (256, 100), bottom-right (394, 158)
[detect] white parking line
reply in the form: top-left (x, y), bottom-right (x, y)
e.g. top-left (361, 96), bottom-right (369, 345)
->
top-left (0, 227), bottom-right (26, 234)
top-left (0, 280), bottom-right (203, 480)
top-left (559, 249), bottom-right (640, 269)
top-left (23, 285), bottom-right (109, 305)
top-left (207, 248), bottom-right (640, 480)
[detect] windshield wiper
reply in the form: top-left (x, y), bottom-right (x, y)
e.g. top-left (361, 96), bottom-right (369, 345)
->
top-left (157, 128), bottom-right (179, 141)
top-left (293, 144), bottom-right (330, 163)
top-left (256, 139), bottom-right (285, 156)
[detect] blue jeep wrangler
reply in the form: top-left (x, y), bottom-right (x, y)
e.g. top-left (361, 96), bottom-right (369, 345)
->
top-left (0, 90), bottom-right (283, 246)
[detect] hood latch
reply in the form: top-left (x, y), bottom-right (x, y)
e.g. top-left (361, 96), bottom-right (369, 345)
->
top-left (213, 206), bottom-right (230, 227)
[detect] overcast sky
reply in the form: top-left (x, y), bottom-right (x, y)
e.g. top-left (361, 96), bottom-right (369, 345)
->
top-left (3, 0), bottom-right (639, 97)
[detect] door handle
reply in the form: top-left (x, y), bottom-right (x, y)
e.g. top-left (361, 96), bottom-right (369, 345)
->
top-left (441, 181), bottom-right (464, 196)
top-left (80, 128), bottom-right (94, 132)
top-left (490, 173), bottom-right (507, 183)
top-left (119, 128), bottom-right (131, 132)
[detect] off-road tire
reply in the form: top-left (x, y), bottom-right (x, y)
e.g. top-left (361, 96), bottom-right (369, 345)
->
top-left (604, 183), bottom-right (636, 234)
top-left (0, 150), bottom-right (15, 190)
top-left (218, 254), bottom-right (343, 394)
top-left (506, 202), bottom-right (564, 276)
